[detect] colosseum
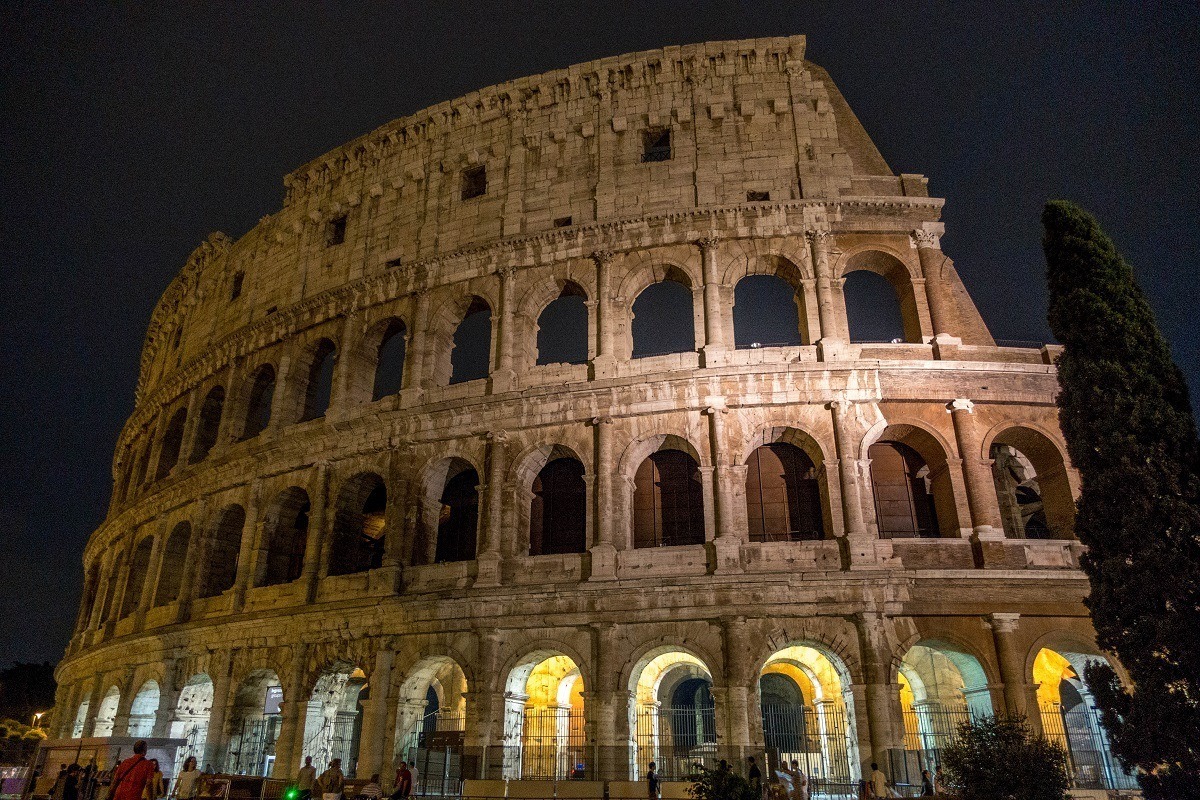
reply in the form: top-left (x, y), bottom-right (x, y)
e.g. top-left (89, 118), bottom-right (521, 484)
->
top-left (47, 35), bottom-right (1135, 798)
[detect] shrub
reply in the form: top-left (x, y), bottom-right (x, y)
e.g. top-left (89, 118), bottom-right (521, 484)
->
top-left (940, 716), bottom-right (1070, 800)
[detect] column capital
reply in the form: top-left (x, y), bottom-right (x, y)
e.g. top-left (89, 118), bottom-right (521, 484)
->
top-left (805, 228), bottom-right (834, 245)
top-left (988, 612), bottom-right (1021, 633)
top-left (495, 265), bottom-right (517, 281)
top-left (485, 429), bottom-right (509, 444)
top-left (590, 415), bottom-right (613, 426)
top-left (911, 229), bottom-right (941, 250)
top-left (696, 234), bottom-right (722, 252)
top-left (590, 249), bottom-right (616, 266)
top-left (948, 398), bottom-right (975, 414)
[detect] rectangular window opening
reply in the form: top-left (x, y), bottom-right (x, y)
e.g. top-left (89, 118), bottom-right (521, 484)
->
top-left (325, 215), bottom-right (347, 247)
top-left (462, 165), bottom-right (487, 200)
top-left (553, 216), bottom-right (573, 228)
top-left (747, 190), bottom-right (771, 202)
top-left (642, 127), bottom-right (672, 163)
top-left (385, 256), bottom-right (403, 269)
top-left (230, 271), bottom-right (244, 301)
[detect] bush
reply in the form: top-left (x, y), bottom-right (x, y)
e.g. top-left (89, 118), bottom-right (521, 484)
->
top-left (688, 762), bottom-right (758, 800)
top-left (940, 716), bottom-right (1071, 800)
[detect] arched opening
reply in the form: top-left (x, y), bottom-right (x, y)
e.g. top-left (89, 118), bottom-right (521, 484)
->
top-left (302, 665), bottom-right (368, 777)
top-left (631, 649), bottom-right (715, 780)
top-left (190, 386), bottom-right (225, 463)
top-left (372, 320), bottom-right (407, 400)
top-left (758, 645), bottom-right (860, 790)
top-left (155, 408), bottom-right (188, 480)
top-left (536, 283), bottom-right (589, 366)
top-left (170, 675), bottom-right (214, 775)
top-left (450, 297), bottom-right (492, 384)
top-left (393, 657), bottom-right (468, 797)
top-left (329, 474), bottom-right (387, 576)
top-left (1034, 648), bottom-right (1135, 790)
top-left (503, 653), bottom-right (586, 780)
top-left (128, 680), bottom-right (160, 738)
top-left (530, 458), bottom-right (587, 556)
top-left (745, 443), bottom-right (824, 542)
top-left (897, 642), bottom-right (991, 776)
top-left (121, 536), bottom-right (155, 618)
top-left (429, 462), bottom-right (479, 564)
top-left (93, 686), bottom-right (120, 737)
top-left (632, 271), bottom-right (695, 358)
top-left (990, 427), bottom-right (1075, 540)
top-left (633, 447), bottom-right (704, 549)
top-left (130, 443), bottom-right (152, 499)
top-left (301, 339), bottom-right (338, 422)
top-left (99, 554), bottom-right (125, 625)
top-left (71, 698), bottom-right (90, 738)
top-left (842, 251), bottom-right (921, 343)
top-left (79, 564), bottom-right (100, 631)
top-left (733, 271), bottom-right (807, 348)
top-left (198, 505), bottom-right (245, 598)
top-left (867, 424), bottom-right (961, 539)
top-left (256, 488), bottom-right (310, 587)
top-left (154, 522), bottom-right (191, 606)
top-left (226, 670), bottom-right (282, 777)
top-left (242, 365), bottom-right (275, 439)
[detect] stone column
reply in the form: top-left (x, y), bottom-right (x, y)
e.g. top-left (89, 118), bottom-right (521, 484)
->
top-left (151, 660), bottom-right (181, 739)
top-left (110, 670), bottom-right (135, 737)
top-left (591, 251), bottom-right (617, 378)
top-left (357, 649), bottom-right (394, 778)
top-left (175, 498), bottom-right (209, 623)
top-left (854, 612), bottom-right (904, 779)
top-left (912, 230), bottom-right (958, 343)
top-left (465, 630), bottom-right (503, 753)
top-left (302, 462), bottom-right (331, 603)
top-left (831, 400), bottom-right (872, 566)
top-left (231, 479), bottom-right (263, 611)
top-left (272, 646), bottom-right (308, 779)
top-left (404, 289), bottom-right (432, 397)
top-left (266, 353), bottom-right (294, 432)
top-left (720, 617), bottom-right (753, 752)
top-left (203, 653), bottom-right (234, 772)
top-left (588, 623), bottom-right (622, 779)
top-left (707, 407), bottom-right (743, 574)
top-left (807, 230), bottom-right (843, 358)
top-left (476, 431), bottom-right (508, 587)
top-left (81, 677), bottom-right (103, 737)
top-left (492, 267), bottom-right (517, 391)
top-left (948, 399), bottom-right (1004, 538)
top-left (328, 312), bottom-right (359, 417)
top-left (137, 532), bottom-right (168, 619)
top-left (698, 237), bottom-right (727, 366)
top-left (989, 613), bottom-right (1040, 733)
top-left (588, 417), bottom-right (617, 580)
top-left (382, 451), bottom-right (409, 590)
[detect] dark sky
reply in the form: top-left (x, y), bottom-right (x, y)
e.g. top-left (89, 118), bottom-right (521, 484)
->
top-left (2, 3), bottom-right (1197, 666)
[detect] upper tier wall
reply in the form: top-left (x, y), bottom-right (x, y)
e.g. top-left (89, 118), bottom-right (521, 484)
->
top-left (138, 37), bottom-right (923, 401)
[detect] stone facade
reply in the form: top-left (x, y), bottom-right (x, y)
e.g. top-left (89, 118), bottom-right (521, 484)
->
top-left (53, 36), bottom-right (1126, 792)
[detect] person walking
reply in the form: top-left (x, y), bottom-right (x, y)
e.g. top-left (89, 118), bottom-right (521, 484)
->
top-left (109, 742), bottom-right (156, 800)
top-left (646, 761), bottom-right (660, 800)
top-left (143, 760), bottom-right (165, 800)
top-left (317, 759), bottom-right (346, 800)
top-left (920, 769), bottom-right (934, 797)
top-left (933, 766), bottom-right (944, 796)
top-left (296, 757), bottom-right (317, 800)
top-left (789, 761), bottom-right (808, 800)
top-left (172, 757), bottom-right (201, 800)
top-left (868, 764), bottom-right (887, 799)
top-left (747, 756), bottom-right (762, 798)
top-left (390, 762), bottom-right (412, 800)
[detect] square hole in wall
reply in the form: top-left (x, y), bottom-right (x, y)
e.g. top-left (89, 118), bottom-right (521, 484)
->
top-left (462, 165), bottom-right (487, 200)
top-left (325, 215), bottom-right (347, 246)
top-left (642, 127), bottom-right (671, 162)
top-left (553, 216), bottom-right (573, 228)
top-left (747, 190), bottom-right (771, 202)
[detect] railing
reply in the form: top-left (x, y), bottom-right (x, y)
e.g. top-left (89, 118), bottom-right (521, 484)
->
top-left (1040, 704), bottom-right (1138, 791)
top-left (515, 708), bottom-right (586, 780)
top-left (635, 706), bottom-right (718, 780)
top-left (225, 716), bottom-right (281, 777)
top-left (900, 707), bottom-right (972, 774)
top-left (760, 704), bottom-right (855, 794)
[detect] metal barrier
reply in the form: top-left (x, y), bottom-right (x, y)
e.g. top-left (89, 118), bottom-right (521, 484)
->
top-left (1039, 704), bottom-right (1138, 791)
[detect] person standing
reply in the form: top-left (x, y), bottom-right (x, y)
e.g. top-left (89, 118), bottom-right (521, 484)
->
top-left (933, 766), bottom-right (944, 796)
top-left (789, 761), bottom-right (808, 800)
top-left (317, 759), bottom-right (345, 800)
top-left (920, 769), bottom-right (934, 797)
top-left (746, 757), bottom-right (762, 798)
top-left (390, 762), bottom-right (412, 800)
top-left (646, 761), bottom-right (660, 800)
top-left (110, 742), bottom-right (156, 800)
top-left (296, 757), bottom-right (317, 800)
top-left (63, 765), bottom-right (82, 800)
top-left (868, 763), bottom-right (887, 799)
top-left (172, 757), bottom-right (200, 800)
top-left (51, 764), bottom-right (69, 800)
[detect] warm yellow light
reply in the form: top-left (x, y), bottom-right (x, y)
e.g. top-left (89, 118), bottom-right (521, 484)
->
top-left (636, 651), bottom-right (709, 706)
top-left (525, 655), bottom-right (583, 708)
top-left (763, 645), bottom-right (844, 703)
top-left (1033, 648), bottom-right (1076, 707)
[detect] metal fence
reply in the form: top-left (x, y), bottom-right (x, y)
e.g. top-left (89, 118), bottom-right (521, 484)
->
top-left (1040, 704), bottom-right (1138, 791)
top-left (226, 716), bottom-right (281, 777)
top-left (302, 715), bottom-right (359, 776)
top-left (515, 707), bottom-right (586, 780)
top-left (760, 704), bottom-right (855, 796)
top-left (398, 712), bottom-right (467, 796)
top-left (900, 706), bottom-right (972, 774)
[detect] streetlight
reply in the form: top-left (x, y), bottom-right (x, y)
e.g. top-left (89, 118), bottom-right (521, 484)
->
top-left (32, 711), bottom-right (45, 729)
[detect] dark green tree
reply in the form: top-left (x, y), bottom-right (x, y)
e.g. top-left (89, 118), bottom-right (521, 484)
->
top-left (940, 716), bottom-right (1070, 800)
top-left (1042, 200), bottom-right (1200, 798)
top-left (688, 762), bottom-right (757, 800)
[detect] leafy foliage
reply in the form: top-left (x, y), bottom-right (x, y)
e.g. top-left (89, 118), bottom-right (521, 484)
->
top-left (1042, 200), bottom-right (1200, 799)
top-left (0, 718), bottom-right (47, 740)
top-left (687, 762), bottom-right (758, 800)
top-left (940, 716), bottom-right (1070, 800)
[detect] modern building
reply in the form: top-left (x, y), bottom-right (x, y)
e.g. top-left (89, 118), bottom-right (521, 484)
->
top-left (51, 36), bottom-right (1134, 795)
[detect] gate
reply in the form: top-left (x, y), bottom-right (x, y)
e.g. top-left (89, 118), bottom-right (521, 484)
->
top-left (227, 715), bottom-right (281, 776)
top-left (399, 711), bottom-right (466, 796)
top-left (1040, 704), bottom-right (1138, 791)
top-left (901, 706), bottom-right (972, 772)
top-left (302, 715), bottom-right (359, 775)
top-left (517, 707), bottom-right (586, 779)
top-left (635, 705), bottom-right (718, 780)
top-left (760, 704), bottom-right (853, 796)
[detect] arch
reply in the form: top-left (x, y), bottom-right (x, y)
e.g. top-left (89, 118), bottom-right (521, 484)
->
top-left (300, 338), bottom-right (338, 422)
top-left (71, 698), bottom-right (89, 738)
top-left (128, 679), bottom-right (160, 738)
top-left (256, 488), bottom-right (310, 587)
top-left (329, 473), bottom-right (387, 576)
top-left (155, 407), bottom-right (188, 480)
top-left (758, 643), bottom-right (861, 786)
top-left (392, 655), bottom-right (469, 786)
top-left (422, 458), bottom-right (480, 565)
top-left (371, 318), bottom-right (408, 401)
top-left (632, 444), bottom-right (704, 549)
top-left (130, 441), bottom-right (152, 499)
top-left (449, 296), bottom-right (492, 385)
top-left (897, 640), bottom-right (993, 773)
top-left (866, 422), bottom-right (961, 538)
top-left (99, 552), bottom-right (125, 624)
top-left (631, 271), bottom-right (696, 358)
top-left (154, 521), bottom-right (191, 605)
top-left (189, 385), bottom-right (225, 463)
top-left (198, 505), bottom-right (246, 598)
top-left (79, 563), bottom-right (101, 631)
top-left (628, 646), bottom-right (716, 780)
top-left (985, 424), bottom-right (1075, 539)
top-left (529, 456), bottom-right (587, 556)
top-left (840, 249), bottom-right (922, 343)
top-left (242, 364), bottom-right (276, 439)
top-left (92, 685), bottom-right (120, 737)
top-left (745, 442), bottom-right (825, 542)
top-left (121, 536), bottom-right (155, 618)
top-left (733, 267), bottom-right (809, 348)
top-left (170, 674), bottom-right (214, 774)
top-left (536, 282), bottom-right (589, 366)
top-left (226, 669), bottom-right (282, 776)
top-left (302, 663), bottom-right (368, 776)
top-left (501, 650), bottom-right (587, 780)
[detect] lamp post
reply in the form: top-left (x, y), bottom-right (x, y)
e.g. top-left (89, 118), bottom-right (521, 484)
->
top-left (32, 711), bottom-right (45, 729)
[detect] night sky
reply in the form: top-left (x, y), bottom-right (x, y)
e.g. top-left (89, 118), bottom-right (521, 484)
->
top-left (2, 3), bottom-right (1197, 666)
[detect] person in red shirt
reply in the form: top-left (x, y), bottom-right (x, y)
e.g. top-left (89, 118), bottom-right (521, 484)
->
top-left (390, 762), bottom-right (412, 800)
top-left (110, 742), bottom-right (155, 800)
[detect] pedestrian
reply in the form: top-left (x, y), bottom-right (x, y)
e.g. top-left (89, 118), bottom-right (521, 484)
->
top-left (172, 757), bottom-right (201, 800)
top-left (868, 764), bottom-right (887, 799)
top-left (317, 758), bottom-right (345, 800)
top-left (109, 741), bottom-right (156, 800)
top-left (143, 760), bottom-right (165, 800)
top-left (390, 761), bottom-right (412, 800)
top-left (297, 757), bottom-right (317, 800)
top-left (646, 761), bottom-right (660, 800)
top-left (789, 761), bottom-right (808, 800)
top-left (920, 769), bottom-right (933, 797)
top-left (51, 763), bottom-right (70, 800)
top-left (746, 756), bottom-right (762, 798)
top-left (64, 764), bottom-right (82, 800)
top-left (359, 775), bottom-right (382, 800)
top-left (933, 766), bottom-right (944, 796)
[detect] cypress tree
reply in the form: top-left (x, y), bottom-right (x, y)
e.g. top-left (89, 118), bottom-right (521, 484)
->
top-left (1042, 200), bottom-right (1200, 798)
